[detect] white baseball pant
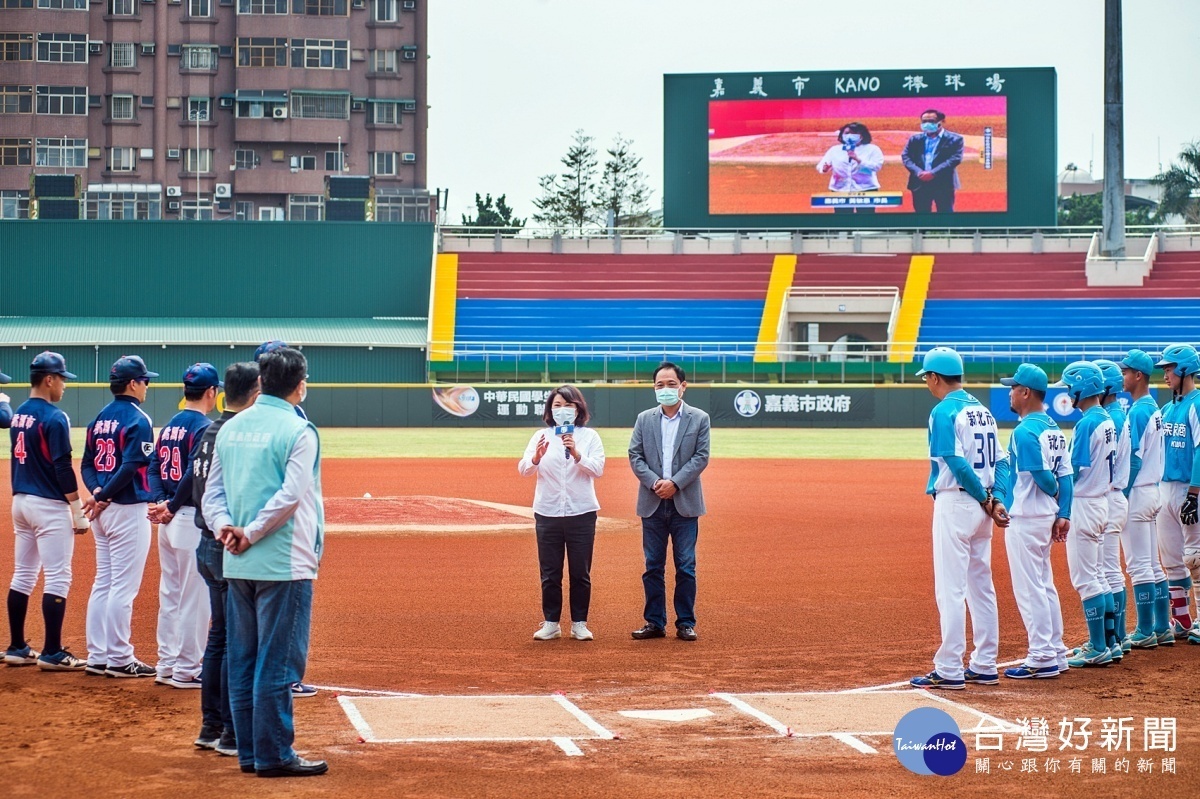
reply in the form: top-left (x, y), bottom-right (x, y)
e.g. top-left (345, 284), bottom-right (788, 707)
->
top-left (10, 494), bottom-right (75, 599)
top-left (86, 502), bottom-right (152, 669)
top-left (1123, 484), bottom-right (1166, 586)
top-left (156, 506), bottom-right (210, 681)
top-left (1102, 490), bottom-right (1129, 593)
top-left (1157, 482), bottom-right (1200, 584)
top-left (931, 492), bottom-right (999, 680)
top-left (1066, 496), bottom-right (1108, 602)
top-left (1004, 514), bottom-right (1066, 669)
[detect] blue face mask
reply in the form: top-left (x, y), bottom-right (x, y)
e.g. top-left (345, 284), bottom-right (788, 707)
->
top-left (843, 133), bottom-right (862, 146)
top-left (552, 407), bottom-right (576, 426)
top-left (921, 121), bottom-right (940, 134)
top-left (656, 387), bottom-right (680, 406)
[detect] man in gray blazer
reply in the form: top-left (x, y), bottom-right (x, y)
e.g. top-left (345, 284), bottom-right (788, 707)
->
top-left (628, 362), bottom-right (711, 641)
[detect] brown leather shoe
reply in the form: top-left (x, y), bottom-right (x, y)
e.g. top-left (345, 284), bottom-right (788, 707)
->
top-left (677, 626), bottom-right (698, 641)
top-left (631, 624), bottom-right (666, 640)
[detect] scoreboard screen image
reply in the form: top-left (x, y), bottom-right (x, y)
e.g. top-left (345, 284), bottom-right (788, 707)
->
top-left (663, 68), bottom-right (1056, 229)
top-left (707, 95), bottom-right (1007, 215)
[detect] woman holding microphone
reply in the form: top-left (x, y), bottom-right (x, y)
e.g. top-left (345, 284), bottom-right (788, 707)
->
top-left (816, 121), bottom-right (885, 214)
top-left (518, 385), bottom-right (605, 641)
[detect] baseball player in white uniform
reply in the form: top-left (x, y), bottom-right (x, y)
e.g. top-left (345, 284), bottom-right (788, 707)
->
top-left (993, 364), bottom-right (1073, 678)
top-left (1095, 359), bottom-right (1132, 654)
top-left (910, 347), bottom-right (1005, 690)
top-left (1055, 361), bottom-right (1119, 668)
top-left (1119, 349), bottom-right (1172, 648)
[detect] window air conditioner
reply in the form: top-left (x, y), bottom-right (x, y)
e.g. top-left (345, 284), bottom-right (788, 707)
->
top-left (89, 42), bottom-right (103, 54)
top-left (168, 201), bottom-right (181, 211)
top-left (218, 97), bottom-right (233, 109)
top-left (141, 43), bottom-right (155, 55)
top-left (167, 149), bottom-right (181, 159)
top-left (401, 152), bottom-right (416, 163)
top-left (402, 0), bottom-right (415, 8)
top-left (167, 186), bottom-right (182, 197)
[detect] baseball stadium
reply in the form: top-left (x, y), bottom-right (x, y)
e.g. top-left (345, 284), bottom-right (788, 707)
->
top-left (4, 6), bottom-right (1200, 799)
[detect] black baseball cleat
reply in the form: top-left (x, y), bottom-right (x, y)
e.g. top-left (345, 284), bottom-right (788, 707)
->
top-left (631, 624), bottom-right (666, 640)
top-left (256, 757), bottom-right (329, 778)
top-left (106, 660), bottom-right (156, 678)
top-left (84, 663), bottom-right (107, 676)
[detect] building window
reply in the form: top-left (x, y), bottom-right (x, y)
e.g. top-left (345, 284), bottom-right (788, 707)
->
top-left (234, 200), bottom-right (254, 219)
top-left (109, 0), bottom-right (136, 14)
top-left (301, 0), bottom-right (346, 15)
top-left (236, 37), bottom-right (287, 67)
top-left (36, 85), bottom-right (87, 115)
top-left (1, 33), bottom-right (34, 62)
top-left (108, 147), bottom-right (136, 172)
top-left (0, 138), bottom-right (32, 166)
top-left (237, 0), bottom-right (286, 12)
top-left (35, 137), bottom-right (87, 167)
top-left (369, 49), bottom-right (397, 73)
top-left (85, 188), bottom-right (161, 220)
top-left (36, 33), bottom-right (87, 63)
top-left (325, 150), bottom-right (344, 171)
top-left (298, 155), bottom-right (315, 170)
top-left (186, 97), bottom-right (211, 121)
top-left (371, 151), bottom-right (396, 176)
top-left (234, 148), bottom-right (258, 170)
top-left (36, 0), bottom-right (87, 8)
top-left (372, 0), bottom-right (396, 22)
top-left (289, 38), bottom-right (348, 70)
top-left (371, 102), bottom-right (399, 125)
top-left (188, 0), bottom-right (210, 16)
top-left (289, 92), bottom-right (349, 119)
top-left (288, 194), bottom-right (323, 220)
top-left (182, 45), bottom-right (217, 71)
top-left (181, 199), bottom-right (213, 220)
top-left (110, 94), bottom-right (135, 120)
top-left (109, 42), bottom-right (136, 68)
top-left (0, 190), bottom-right (30, 219)
top-left (1, 85), bottom-right (34, 114)
top-left (185, 148), bottom-right (212, 174)
top-left (375, 188), bottom-right (432, 223)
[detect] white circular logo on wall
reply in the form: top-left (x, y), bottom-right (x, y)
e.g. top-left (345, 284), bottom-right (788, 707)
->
top-left (1052, 392), bottom-right (1075, 417)
top-left (734, 390), bottom-right (761, 417)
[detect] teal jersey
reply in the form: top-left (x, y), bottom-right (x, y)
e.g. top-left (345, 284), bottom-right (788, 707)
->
top-left (1127, 394), bottom-right (1164, 487)
top-left (1070, 405), bottom-right (1117, 498)
top-left (925, 389), bottom-right (999, 495)
top-left (1106, 401), bottom-right (1131, 491)
top-left (1162, 388), bottom-right (1200, 484)
top-left (1006, 412), bottom-right (1071, 517)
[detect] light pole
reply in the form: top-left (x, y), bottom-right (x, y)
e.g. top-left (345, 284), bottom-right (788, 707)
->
top-left (189, 104), bottom-right (203, 219)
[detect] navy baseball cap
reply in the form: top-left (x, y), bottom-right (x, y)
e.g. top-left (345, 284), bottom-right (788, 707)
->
top-left (1120, 349), bottom-right (1155, 377)
top-left (110, 355), bottom-right (159, 382)
top-left (183, 362), bottom-right (223, 389)
top-left (255, 340), bottom-right (288, 361)
top-left (30, 351), bottom-right (76, 380)
top-left (1000, 363), bottom-right (1049, 393)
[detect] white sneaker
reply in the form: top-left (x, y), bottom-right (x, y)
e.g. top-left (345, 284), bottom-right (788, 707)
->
top-left (533, 621), bottom-right (561, 641)
top-left (570, 622), bottom-right (593, 641)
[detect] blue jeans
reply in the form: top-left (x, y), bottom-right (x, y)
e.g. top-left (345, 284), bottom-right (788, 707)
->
top-left (195, 536), bottom-right (232, 733)
top-left (641, 499), bottom-right (699, 630)
top-left (226, 578), bottom-right (313, 771)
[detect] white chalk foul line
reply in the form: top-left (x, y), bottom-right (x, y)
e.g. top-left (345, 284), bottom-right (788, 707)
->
top-left (314, 684), bottom-right (424, 697)
top-left (552, 694), bottom-right (617, 740)
top-left (337, 696), bottom-right (377, 742)
top-left (552, 737), bottom-right (584, 756)
top-left (712, 693), bottom-right (790, 737)
top-left (916, 689), bottom-right (1023, 733)
top-left (839, 660), bottom-right (1025, 693)
top-left (831, 733), bottom-right (878, 754)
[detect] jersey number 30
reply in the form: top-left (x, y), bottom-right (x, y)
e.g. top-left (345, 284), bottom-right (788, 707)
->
top-left (973, 432), bottom-right (998, 469)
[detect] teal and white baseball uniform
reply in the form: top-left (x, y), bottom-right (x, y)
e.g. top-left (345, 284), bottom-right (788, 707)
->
top-left (1124, 393), bottom-right (1169, 638)
top-left (1066, 404), bottom-right (1117, 656)
top-left (1159, 388), bottom-right (1200, 586)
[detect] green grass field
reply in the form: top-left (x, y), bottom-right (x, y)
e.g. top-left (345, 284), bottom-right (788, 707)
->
top-left (24, 428), bottom-right (928, 461)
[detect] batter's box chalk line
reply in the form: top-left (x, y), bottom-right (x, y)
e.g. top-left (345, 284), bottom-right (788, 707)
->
top-left (714, 688), bottom-right (1021, 756)
top-left (336, 693), bottom-right (615, 757)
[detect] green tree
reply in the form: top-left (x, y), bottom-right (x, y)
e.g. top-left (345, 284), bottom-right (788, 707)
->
top-left (597, 134), bottom-right (656, 228)
top-left (1057, 191), bottom-right (1152, 226)
top-left (532, 129), bottom-right (601, 231)
top-left (461, 193), bottom-right (524, 229)
top-left (1152, 142), bottom-right (1200, 224)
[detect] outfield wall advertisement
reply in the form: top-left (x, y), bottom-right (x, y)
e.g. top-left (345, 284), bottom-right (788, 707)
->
top-left (664, 68), bottom-right (1056, 229)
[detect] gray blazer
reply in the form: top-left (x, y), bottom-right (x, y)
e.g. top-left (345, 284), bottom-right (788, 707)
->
top-left (628, 402), bottom-right (711, 518)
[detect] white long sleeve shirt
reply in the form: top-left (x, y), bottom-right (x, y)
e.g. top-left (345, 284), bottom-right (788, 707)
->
top-left (517, 426), bottom-right (605, 517)
top-left (815, 143), bottom-right (884, 191)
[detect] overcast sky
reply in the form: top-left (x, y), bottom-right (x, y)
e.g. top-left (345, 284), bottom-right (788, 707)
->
top-left (427, 0), bottom-right (1199, 223)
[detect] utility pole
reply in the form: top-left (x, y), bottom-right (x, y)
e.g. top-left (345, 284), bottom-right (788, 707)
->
top-left (1101, 0), bottom-right (1125, 256)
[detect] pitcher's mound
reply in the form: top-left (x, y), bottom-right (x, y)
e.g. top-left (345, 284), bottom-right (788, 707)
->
top-left (324, 495), bottom-right (626, 535)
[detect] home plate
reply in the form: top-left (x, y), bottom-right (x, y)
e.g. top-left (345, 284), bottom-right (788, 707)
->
top-left (338, 694), bottom-right (615, 756)
top-left (618, 709), bottom-right (714, 722)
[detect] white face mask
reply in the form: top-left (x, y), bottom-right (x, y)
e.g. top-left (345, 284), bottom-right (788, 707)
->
top-left (552, 406), bottom-right (577, 426)
top-left (299, 383), bottom-right (308, 403)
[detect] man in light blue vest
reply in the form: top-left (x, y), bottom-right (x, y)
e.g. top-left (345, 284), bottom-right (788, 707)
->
top-left (202, 347), bottom-right (326, 779)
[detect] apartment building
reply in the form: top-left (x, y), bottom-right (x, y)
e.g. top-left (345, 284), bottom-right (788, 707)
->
top-left (0, 0), bottom-right (428, 220)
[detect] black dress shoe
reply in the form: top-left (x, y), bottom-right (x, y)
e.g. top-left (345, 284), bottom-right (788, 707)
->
top-left (240, 764), bottom-right (255, 774)
top-left (677, 626), bottom-right (698, 641)
top-left (631, 624), bottom-right (666, 640)
top-left (256, 757), bottom-right (329, 778)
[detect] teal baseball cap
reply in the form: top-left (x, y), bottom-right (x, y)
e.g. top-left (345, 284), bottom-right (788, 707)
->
top-left (915, 347), bottom-right (963, 378)
top-left (1120, 349), bottom-right (1155, 377)
top-left (1000, 363), bottom-right (1048, 393)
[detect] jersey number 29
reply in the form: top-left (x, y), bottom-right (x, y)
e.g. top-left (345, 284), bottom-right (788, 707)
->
top-left (158, 446), bottom-right (183, 481)
top-left (973, 432), bottom-right (998, 469)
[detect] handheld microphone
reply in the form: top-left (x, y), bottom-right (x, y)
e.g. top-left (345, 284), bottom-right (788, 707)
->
top-left (555, 424), bottom-right (575, 459)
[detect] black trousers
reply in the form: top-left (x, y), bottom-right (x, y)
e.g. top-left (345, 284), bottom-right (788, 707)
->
top-left (911, 184), bottom-right (956, 213)
top-left (534, 512), bottom-right (597, 623)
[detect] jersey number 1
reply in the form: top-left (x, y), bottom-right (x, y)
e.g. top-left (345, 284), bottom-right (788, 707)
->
top-left (973, 432), bottom-right (998, 469)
